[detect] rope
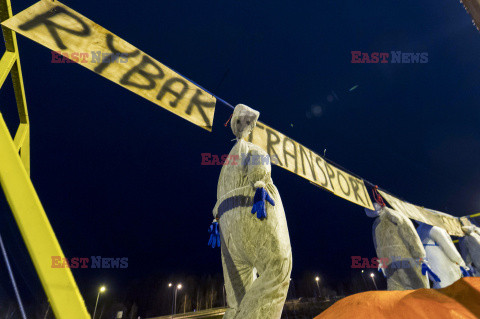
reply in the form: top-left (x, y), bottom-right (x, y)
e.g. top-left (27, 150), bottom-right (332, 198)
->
top-left (224, 113), bottom-right (233, 127)
top-left (163, 63), bottom-right (234, 110)
top-left (372, 186), bottom-right (386, 207)
top-left (0, 231), bottom-right (27, 319)
top-left (321, 156), bottom-right (416, 206)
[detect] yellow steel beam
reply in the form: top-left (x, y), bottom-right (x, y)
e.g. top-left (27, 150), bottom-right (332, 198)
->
top-left (469, 212), bottom-right (480, 218)
top-left (1, 0), bottom-right (30, 175)
top-left (12, 122), bottom-right (29, 173)
top-left (18, 123), bottom-right (29, 172)
top-left (0, 50), bottom-right (16, 88)
top-left (13, 122), bottom-right (27, 151)
top-left (0, 0), bottom-right (28, 123)
top-left (0, 112), bottom-right (91, 319)
top-left (0, 0), bottom-right (28, 121)
top-left (1, 0), bottom-right (89, 317)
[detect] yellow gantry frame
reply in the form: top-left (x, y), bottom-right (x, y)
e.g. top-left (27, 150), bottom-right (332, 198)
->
top-left (0, 0), bottom-right (90, 318)
top-left (0, 0), bottom-right (28, 172)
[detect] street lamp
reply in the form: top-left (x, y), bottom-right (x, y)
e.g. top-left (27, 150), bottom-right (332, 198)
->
top-left (314, 276), bottom-right (321, 298)
top-left (360, 270), bottom-right (368, 290)
top-left (169, 283), bottom-right (183, 318)
top-left (93, 286), bottom-right (106, 319)
top-left (289, 278), bottom-right (296, 299)
top-left (290, 278), bottom-right (298, 317)
top-left (370, 273), bottom-right (378, 290)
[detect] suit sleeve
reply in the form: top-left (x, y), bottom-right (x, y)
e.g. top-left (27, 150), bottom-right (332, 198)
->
top-left (430, 226), bottom-right (465, 266)
top-left (459, 238), bottom-right (472, 265)
top-left (387, 209), bottom-right (426, 260)
top-left (245, 144), bottom-right (272, 188)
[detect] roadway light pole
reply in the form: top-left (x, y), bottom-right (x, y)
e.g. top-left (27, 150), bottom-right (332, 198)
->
top-left (169, 283), bottom-right (174, 318)
top-left (169, 283), bottom-right (182, 318)
top-left (315, 276), bottom-right (321, 298)
top-left (93, 286), bottom-right (106, 319)
top-left (370, 273), bottom-right (378, 290)
top-left (361, 270), bottom-right (368, 290)
top-left (290, 278), bottom-right (298, 318)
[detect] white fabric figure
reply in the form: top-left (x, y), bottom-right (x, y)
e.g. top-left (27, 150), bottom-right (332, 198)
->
top-left (416, 223), bottom-right (466, 288)
top-left (213, 104), bottom-right (292, 319)
top-left (365, 203), bottom-right (429, 290)
top-left (459, 226), bottom-right (480, 276)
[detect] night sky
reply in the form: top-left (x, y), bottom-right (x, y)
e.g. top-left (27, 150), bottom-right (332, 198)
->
top-left (1, 0), bottom-right (480, 316)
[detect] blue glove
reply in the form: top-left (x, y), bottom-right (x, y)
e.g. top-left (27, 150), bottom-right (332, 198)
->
top-left (208, 221), bottom-right (220, 248)
top-left (378, 267), bottom-right (386, 278)
top-left (422, 263), bottom-right (441, 282)
top-left (251, 187), bottom-right (275, 219)
top-left (378, 259), bottom-right (386, 278)
top-left (460, 266), bottom-right (470, 277)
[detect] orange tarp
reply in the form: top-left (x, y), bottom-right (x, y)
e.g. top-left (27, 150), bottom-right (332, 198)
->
top-left (315, 278), bottom-right (480, 319)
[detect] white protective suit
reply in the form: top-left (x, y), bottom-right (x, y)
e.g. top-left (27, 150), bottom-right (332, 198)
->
top-left (416, 223), bottom-right (466, 288)
top-left (365, 203), bottom-right (429, 290)
top-left (213, 104), bottom-right (292, 319)
top-left (459, 226), bottom-right (480, 276)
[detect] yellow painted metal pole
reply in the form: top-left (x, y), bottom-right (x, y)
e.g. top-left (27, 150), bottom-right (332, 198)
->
top-left (0, 0), bottom-right (30, 174)
top-left (0, 51), bottom-right (16, 88)
top-left (0, 112), bottom-right (90, 319)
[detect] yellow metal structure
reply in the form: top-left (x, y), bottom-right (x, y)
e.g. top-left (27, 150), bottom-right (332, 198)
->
top-left (0, 114), bottom-right (91, 318)
top-left (0, 0), bottom-right (29, 173)
top-left (0, 0), bottom-right (90, 317)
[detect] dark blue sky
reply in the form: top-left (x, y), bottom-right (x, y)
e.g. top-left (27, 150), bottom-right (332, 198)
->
top-left (1, 0), bottom-right (480, 311)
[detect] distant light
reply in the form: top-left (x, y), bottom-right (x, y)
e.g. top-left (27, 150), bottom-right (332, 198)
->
top-left (349, 85), bottom-right (359, 92)
top-left (370, 273), bottom-right (374, 278)
top-left (177, 284), bottom-right (182, 289)
top-left (361, 270), bottom-right (364, 273)
top-left (311, 105), bottom-right (323, 117)
top-left (315, 277), bottom-right (320, 282)
top-left (168, 283), bottom-right (172, 287)
top-left (100, 286), bottom-right (106, 293)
